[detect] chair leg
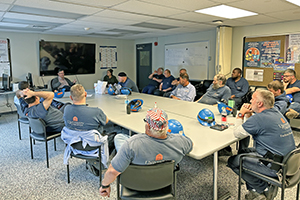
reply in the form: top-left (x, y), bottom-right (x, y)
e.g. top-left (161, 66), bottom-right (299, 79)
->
top-left (45, 140), bottom-right (49, 168)
top-left (67, 164), bottom-right (70, 183)
top-left (297, 183), bottom-right (300, 200)
top-left (54, 138), bottom-right (57, 151)
top-left (17, 121), bottom-right (21, 140)
top-left (30, 136), bottom-right (33, 159)
top-left (99, 154), bottom-right (102, 187)
top-left (281, 187), bottom-right (285, 200)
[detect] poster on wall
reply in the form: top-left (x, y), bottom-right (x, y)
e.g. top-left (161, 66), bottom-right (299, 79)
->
top-left (287, 34), bottom-right (300, 63)
top-left (99, 46), bottom-right (117, 69)
top-left (260, 40), bottom-right (281, 67)
top-left (244, 42), bottom-right (260, 67)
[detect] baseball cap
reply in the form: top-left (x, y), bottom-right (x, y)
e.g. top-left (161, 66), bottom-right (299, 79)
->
top-left (118, 72), bottom-right (127, 77)
top-left (144, 108), bottom-right (168, 131)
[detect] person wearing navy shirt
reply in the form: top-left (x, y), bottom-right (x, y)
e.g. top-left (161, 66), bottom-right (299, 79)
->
top-left (153, 69), bottom-right (175, 96)
top-left (267, 80), bottom-right (289, 115)
top-left (118, 72), bottom-right (139, 93)
top-left (228, 90), bottom-right (295, 200)
top-left (142, 67), bottom-right (164, 94)
top-left (283, 69), bottom-right (300, 119)
top-left (226, 68), bottom-right (249, 109)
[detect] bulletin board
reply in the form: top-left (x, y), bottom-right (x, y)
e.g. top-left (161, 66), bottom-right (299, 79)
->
top-left (0, 38), bottom-right (11, 77)
top-left (164, 41), bottom-right (209, 80)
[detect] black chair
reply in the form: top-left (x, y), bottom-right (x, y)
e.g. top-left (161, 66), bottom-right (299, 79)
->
top-left (28, 118), bottom-right (62, 168)
top-left (66, 141), bottom-right (103, 186)
top-left (117, 160), bottom-right (178, 200)
top-left (197, 79), bottom-right (213, 99)
top-left (14, 103), bottom-right (31, 140)
top-left (238, 148), bottom-right (300, 200)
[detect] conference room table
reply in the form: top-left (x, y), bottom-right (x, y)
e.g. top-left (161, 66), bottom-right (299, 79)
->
top-left (56, 91), bottom-right (240, 200)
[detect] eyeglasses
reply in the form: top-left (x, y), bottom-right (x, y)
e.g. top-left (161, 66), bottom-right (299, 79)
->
top-left (283, 75), bottom-right (292, 77)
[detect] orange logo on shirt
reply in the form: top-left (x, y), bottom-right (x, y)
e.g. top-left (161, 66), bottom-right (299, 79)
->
top-left (73, 116), bottom-right (78, 121)
top-left (155, 154), bottom-right (163, 161)
top-left (280, 118), bottom-right (286, 123)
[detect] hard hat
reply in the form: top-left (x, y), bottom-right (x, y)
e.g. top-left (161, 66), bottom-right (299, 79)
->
top-left (128, 99), bottom-right (143, 112)
top-left (167, 119), bottom-right (185, 136)
top-left (286, 94), bottom-right (293, 103)
top-left (120, 87), bottom-right (132, 95)
top-left (197, 108), bottom-right (216, 127)
top-left (217, 102), bottom-right (233, 115)
top-left (54, 88), bottom-right (66, 98)
top-left (108, 85), bottom-right (117, 95)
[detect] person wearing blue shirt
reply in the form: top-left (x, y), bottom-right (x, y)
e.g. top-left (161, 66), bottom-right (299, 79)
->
top-left (267, 80), bottom-right (289, 115)
top-left (283, 69), bottom-right (300, 119)
top-left (154, 69), bottom-right (175, 96)
top-left (196, 74), bottom-right (231, 105)
top-left (228, 90), bottom-right (295, 200)
top-left (142, 67), bottom-right (164, 94)
top-left (226, 68), bottom-right (249, 109)
top-left (118, 72), bottom-right (139, 93)
top-left (170, 73), bottom-right (196, 102)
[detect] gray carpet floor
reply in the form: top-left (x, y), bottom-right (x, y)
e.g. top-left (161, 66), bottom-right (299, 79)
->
top-left (0, 112), bottom-right (299, 200)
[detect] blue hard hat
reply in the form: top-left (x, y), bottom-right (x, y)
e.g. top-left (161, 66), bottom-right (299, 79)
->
top-left (54, 88), bottom-right (65, 98)
top-left (217, 102), bottom-right (233, 115)
top-left (120, 87), bottom-right (132, 95)
top-left (167, 119), bottom-right (185, 136)
top-left (197, 108), bottom-right (216, 127)
top-left (128, 99), bottom-right (143, 112)
top-left (286, 94), bottom-right (293, 103)
top-left (108, 85), bottom-right (117, 95)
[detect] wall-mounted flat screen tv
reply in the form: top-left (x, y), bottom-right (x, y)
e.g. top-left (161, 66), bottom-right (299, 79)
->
top-left (39, 40), bottom-right (95, 76)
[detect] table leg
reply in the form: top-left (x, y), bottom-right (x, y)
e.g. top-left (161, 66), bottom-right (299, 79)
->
top-left (129, 130), bottom-right (132, 136)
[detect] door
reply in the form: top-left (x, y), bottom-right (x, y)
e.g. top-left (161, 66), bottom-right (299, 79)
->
top-left (136, 43), bottom-right (152, 91)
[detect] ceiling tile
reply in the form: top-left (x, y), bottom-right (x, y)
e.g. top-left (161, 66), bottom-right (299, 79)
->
top-left (138, 0), bottom-right (218, 11)
top-left (111, 0), bottom-right (186, 17)
top-left (146, 18), bottom-right (200, 27)
top-left (237, 14), bottom-right (285, 25)
top-left (94, 10), bottom-right (156, 22)
top-left (0, 22), bottom-right (28, 27)
top-left (4, 12), bottom-right (74, 23)
top-left (169, 12), bottom-right (226, 23)
top-left (81, 16), bottom-right (137, 26)
top-left (265, 8), bottom-right (300, 21)
top-left (0, 3), bottom-right (10, 11)
top-left (49, 0), bottom-right (129, 8)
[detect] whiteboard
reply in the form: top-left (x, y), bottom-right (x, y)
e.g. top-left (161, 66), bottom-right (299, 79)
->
top-left (165, 41), bottom-right (209, 80)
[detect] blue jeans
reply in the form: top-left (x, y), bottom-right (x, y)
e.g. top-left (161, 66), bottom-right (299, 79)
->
top-left (227, 152), bottom-right (278, 193)
top-left (288, 102), bottom-right (300, 113)
top-left (142, 85), bottom-right (156, 94)
top-left (114, 134), bottom-right (130, 152)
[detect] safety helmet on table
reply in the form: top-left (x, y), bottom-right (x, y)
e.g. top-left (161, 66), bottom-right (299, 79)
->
top-left (167, 119), bottom-right (185, 136)
top-left (128, 99), bottom-right (143, 112)
top-left (108, 85), bottom-right (117, 95)
top-left (286, 94), bottom-right (293, 103)
top-left (120, 87), bottom-right (132, 95)
top-left (54, 88), bottom-right (66, 98)
top-left (197, 108), bottom-right (216, 127)
top-left (217, 102), bottom-right (233, 115)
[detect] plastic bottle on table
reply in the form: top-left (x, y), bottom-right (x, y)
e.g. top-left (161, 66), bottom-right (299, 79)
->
top-left (221, 107), bottom-right (227, 122)
top-left (154, 102), bottom-right (157, 108)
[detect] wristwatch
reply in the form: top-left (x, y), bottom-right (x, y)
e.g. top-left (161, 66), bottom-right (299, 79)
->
top-left (238, 113), bottom-right (244, 118)
top-left (101, 184), bottom-right (110, 189)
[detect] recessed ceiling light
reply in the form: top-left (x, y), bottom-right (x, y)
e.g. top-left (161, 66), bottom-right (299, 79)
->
top-left (195, 5), bottom-right (257, 19)
top-left (286, 0), bottom-right (300, 6)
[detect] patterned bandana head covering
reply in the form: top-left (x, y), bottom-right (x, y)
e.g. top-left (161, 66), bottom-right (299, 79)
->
top-left (145, 108), bottom-right (168, 131)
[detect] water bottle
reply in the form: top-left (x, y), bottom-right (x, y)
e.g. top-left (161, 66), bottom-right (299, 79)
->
top-left (221, 107), bottom-right (227, 122)
top-left (154, 102), bottom-right (157, 108)
top-left (125, 95), bottom-right (129, 104)
top-left (126, 103), bottom-right (131, 114)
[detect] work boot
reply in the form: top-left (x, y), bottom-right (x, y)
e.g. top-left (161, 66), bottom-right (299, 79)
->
top-left (285, 108), bottom-right (299, 119)
top-left (263, 184), bottom-right (278, 200)
top-left (245, 190), bottom-right (266, 200)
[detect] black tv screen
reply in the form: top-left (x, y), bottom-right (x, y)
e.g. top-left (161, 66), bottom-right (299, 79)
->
top-left (39, 40), bottom-right (95, 76)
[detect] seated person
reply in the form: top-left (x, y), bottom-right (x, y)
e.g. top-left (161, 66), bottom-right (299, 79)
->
top-left (22, 89), bottom-right (64, 132)
top-left (62, 84), bottom-right (117, 176)
top-left (196, 74), bottom-right (231, 105)
top-left (267, 80), bottom-right (289, 115)
top-left (170, 73), bottom-right (196, 102)
top-left (226, 68), bottom-right (249, 109)
top-left (103, 69), bottom-right (118, 86)
top-left (283, 69), bottom-right (300, 119)
top-left (99, 107), bottom-right (193, 197)
top-left (51, 69), bottom-right (76, 91)
top-left (227, 90), bottom-right (295, 199)
top-left (153, 69), bottom-right (175, 96)
top-left (118, 72), bottom-right (139, 93)
top-left (142, 67), bottom-right (164, 94)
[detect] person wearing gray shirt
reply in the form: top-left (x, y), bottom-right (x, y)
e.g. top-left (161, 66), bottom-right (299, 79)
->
top-left (197, 74), bottom-right (231, 105)
top-left (118, 72), bottom-right (139, 93)
top-left (170, 73), bottom-right (196, 102)
top-left (99, 107), bottom-right (193, 198)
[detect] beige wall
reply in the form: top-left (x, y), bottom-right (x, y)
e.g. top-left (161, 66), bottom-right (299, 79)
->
top-left (231, 20), bottom-right (300, 72)
top-left (0, 31), bottom-right (135, 90)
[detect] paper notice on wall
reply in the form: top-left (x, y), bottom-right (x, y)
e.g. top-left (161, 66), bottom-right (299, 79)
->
top-left (246, 69), bottom-right (264, 82)
top-left (99, 46), bottom-right (117, 69)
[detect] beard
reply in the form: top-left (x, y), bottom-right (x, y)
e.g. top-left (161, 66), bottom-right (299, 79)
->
top-left (232, 76), bottom-right (238, 80)
top-left (212, 83), bottom-right (220, 90)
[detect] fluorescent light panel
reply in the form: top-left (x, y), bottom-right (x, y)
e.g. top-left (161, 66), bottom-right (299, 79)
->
top-left (286, 0), bottom-right (300, 6)
top-left (195, 5), bottom-right (257, 19)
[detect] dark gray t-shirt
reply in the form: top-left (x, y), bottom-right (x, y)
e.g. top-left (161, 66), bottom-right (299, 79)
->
top-left (242, 108), bottom-right (295, 156)
top-left (63, 104), bottom-right (107, 133)
top-left (199, 85), bottom-right (231, 105)
top-left (111, 133), bottom-right (193, 173)
top-left (119, 77), bottom-right (139, 92)
top-left (287, 80), bottom-right (300, 102)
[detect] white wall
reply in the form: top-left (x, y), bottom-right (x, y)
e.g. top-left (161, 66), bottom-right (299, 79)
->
top-left (0, 31), bottom-right (135, 90)
top-left (231, 20), bottom-right (300, 71)
top-left (135, 29), bottom-right (217, 79)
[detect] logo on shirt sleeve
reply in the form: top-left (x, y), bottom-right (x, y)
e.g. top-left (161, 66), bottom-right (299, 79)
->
top-left (280, 118), bottom-right (286, 123)
top-left (155, 153), bottom-right (163, 161)
top-left (73, 116), bottom-right (78, 121)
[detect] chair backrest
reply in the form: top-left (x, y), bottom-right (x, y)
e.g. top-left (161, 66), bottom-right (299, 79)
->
top-left (71, 141), bottom-right (100, 151)
top-left (284, 148), bottom-right (300, 176)
top-left (14, 103), bottom-right (26, 118)
top-left (50, 79), bottom-right (55, 91)
top-left (28, 118), bottom-right (46, 134)
top-left (119, 160), bottom-right (175, 191)
top-left (203, 80), bottom-right (213, 89)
